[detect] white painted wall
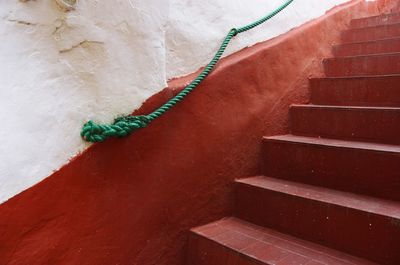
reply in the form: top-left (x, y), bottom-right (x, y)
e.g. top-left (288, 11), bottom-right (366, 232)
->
top-left (0, 0), bottom-right (348, 203)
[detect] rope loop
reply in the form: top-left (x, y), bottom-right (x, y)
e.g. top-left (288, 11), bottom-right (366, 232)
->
top-left (230, 28), bottom-right (238, 36)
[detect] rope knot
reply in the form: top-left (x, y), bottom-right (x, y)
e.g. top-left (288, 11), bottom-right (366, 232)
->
top-left (81, 115), bottom-right (151, 143)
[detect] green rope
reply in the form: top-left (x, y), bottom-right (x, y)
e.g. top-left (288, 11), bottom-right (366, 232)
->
top-left (81, 0), bottom-right (294, 142)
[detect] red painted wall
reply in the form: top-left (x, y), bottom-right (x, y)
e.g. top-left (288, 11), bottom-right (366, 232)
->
top-left (0, 1), bottom-right (396, 264)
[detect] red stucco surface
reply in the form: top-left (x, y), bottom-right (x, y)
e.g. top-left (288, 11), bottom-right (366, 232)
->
top-left (0, 1), bottom-right (396, 264)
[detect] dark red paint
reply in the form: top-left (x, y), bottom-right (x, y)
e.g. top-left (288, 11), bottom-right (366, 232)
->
top-left (234, 177), bottom-right (400, 264)
top-left (0, 1), bottom-right (396, 265)
top-left (310, 75), bottom-right (400, 107)
top-left (334, 37), bottom-right (400, 56)
top-left (324, 52), bottom-right (400, 76)
top-left (350, 12), bottom-right (400, 28)
top-left (262, 135), bottom-right (400, 201)
top-left (342, 22), bottom-right (400, 42)
top-left (290, 104), bottom-right (400, 145)
top-left (189, 218), bottom-right (375, 265)
top-left (342, 23), bottom-right (400, 43)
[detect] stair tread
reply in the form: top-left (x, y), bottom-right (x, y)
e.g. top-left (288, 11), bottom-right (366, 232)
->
top-left (191, 217), bottom-right (377, 265)
top-left (351, 12), bottom-right (400, 22)
top-left (350, 13), bottom-right (400, 28)
top-left (343, 18), bottom-right (400, 43)
top-left (236, 176), bottom-right (400, 219)
top-left (338, 36), bottom-right (400, 46)
top-left (324, 51), bottom-right (400, 60)
top-left (263, 134), bottom-right (400, 153)
top-left (291, 104), bottom-right (400, 111)
top-left (334, 37), bottom-right (400, 57)
top-left (310, 75), bottom-right (400, 107)
top-left (323, 52), bottom-right (400, 76)
top-left (347, 21), bottom-right (400, 31)
top-left (311, 74), bottom-right (400, 80)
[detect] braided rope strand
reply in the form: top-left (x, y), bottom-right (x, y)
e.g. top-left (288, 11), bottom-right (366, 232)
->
top-left (81, 0), bottom-right (294, 142)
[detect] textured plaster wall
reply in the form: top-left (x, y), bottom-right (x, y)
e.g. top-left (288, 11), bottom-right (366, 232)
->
top-left (0, 0), bottom-right (348, 203)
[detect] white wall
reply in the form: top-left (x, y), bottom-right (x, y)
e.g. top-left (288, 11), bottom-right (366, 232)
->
top-left (0, 0), bottom-right (348, 203)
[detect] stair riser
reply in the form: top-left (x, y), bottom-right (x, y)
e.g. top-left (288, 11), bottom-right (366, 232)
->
top-left (310, 77), bottom-right (400, 107)
top-left (323, 54), bottom-right (400, 76)
top-left (342, 24), bottom-right (400, 42)
top-left (187, 233), bottom-right (264, 265)
top-left (262, 139), bottom-right (400, 201)
top-left (333, 38), bottom-right (400, 56)
top-left (235, 183), bottom-right (400, 265)
top-left (351, 14), bottom-right (400, 28)
top-left (290, 107), bottom-right (400, 145)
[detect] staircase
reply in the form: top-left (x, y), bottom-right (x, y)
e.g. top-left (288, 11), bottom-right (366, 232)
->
top-left (187, 12), bottom-right (400, 265)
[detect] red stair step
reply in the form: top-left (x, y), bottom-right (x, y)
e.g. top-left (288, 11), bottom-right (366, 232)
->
top-left (350, 13), bottom-right (400, 28)
top-left (342, 23), bottom-right (400, 43)
top-left (188, 217), bottom-right (377, 265)
top-left (262, 135), bottom-right (400, 201)
top-left (235, 176), bottom-right (400, 265)
top-left (310, 75), bottom-right (400, 107)
top-left (333, 37), bottom-right (400, 56)
top-left (290, 104), bottom-right (400, 145)
top-left (323, 53), bottom-right (400, 77)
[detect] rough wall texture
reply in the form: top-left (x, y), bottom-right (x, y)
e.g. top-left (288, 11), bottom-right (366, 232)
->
top-left (0, 0), bottom-right (351, 203)
top-left (0, 0), bottom-right (169, 202)
top-left (0, 1), bottom-right (396, 264)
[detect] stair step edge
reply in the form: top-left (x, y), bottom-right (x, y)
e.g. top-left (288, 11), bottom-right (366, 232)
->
top-left (236, 176), bottom-right (400, 219)
top-left (190, 217), bottom-right (378, 265)
top-left (323, 51), bottom-right (400, 60)
top-left (263, 135), bottom-right (400, 153)
top-left (290, 104), bottom-right (400, 111)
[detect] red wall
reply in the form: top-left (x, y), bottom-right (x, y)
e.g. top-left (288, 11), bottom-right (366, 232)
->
top-left (0, 1), bottom-right (396, 264)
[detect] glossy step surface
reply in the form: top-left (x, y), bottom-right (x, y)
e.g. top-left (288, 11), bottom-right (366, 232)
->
top-left (188, 217), bottom-right (377, 265)
top-left (310, 75), bottom-right (400, 107)
top-left (323, 53), bottom-right (400, 77)
top-left (333, 37), bottom-right (400, 56)
top-left (342, 23), bottom-right (400, 42)
top-left (290, 104), bottom-right (400, 145)
top-left (262, 135), bottom-right (400, 201)
top-left (350, 13), bottom-right (400, 28)
top-left (235, 176), bottom-right (400, 265)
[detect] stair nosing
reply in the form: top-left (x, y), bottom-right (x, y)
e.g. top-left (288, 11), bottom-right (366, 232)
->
top-left (263, 134), bottom-right (400, 154)
top-left (323, 51), bottom-right (400, 60)
top-left (345, 21), bottom-right (400, 31)
top-left (236, 176), bottom-right (400, 220)
top-left (189, 231), bottom-right (268, 265)
top-left (191, 217), bottom-right (377, 265)
top-left (290, 104), bottom-right (400, 111)
top-left (309, 74), bottom-right (400, 81)
top-left (335, 36), bottom-right (400, 47)
top-left (351, 13), bottom-right (400, 23)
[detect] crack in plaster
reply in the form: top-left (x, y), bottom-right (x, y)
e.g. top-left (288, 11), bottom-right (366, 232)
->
top-left (59, 40), bottom-right (104, 53)
top-left (7, 18), bottom-right (37, 26)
